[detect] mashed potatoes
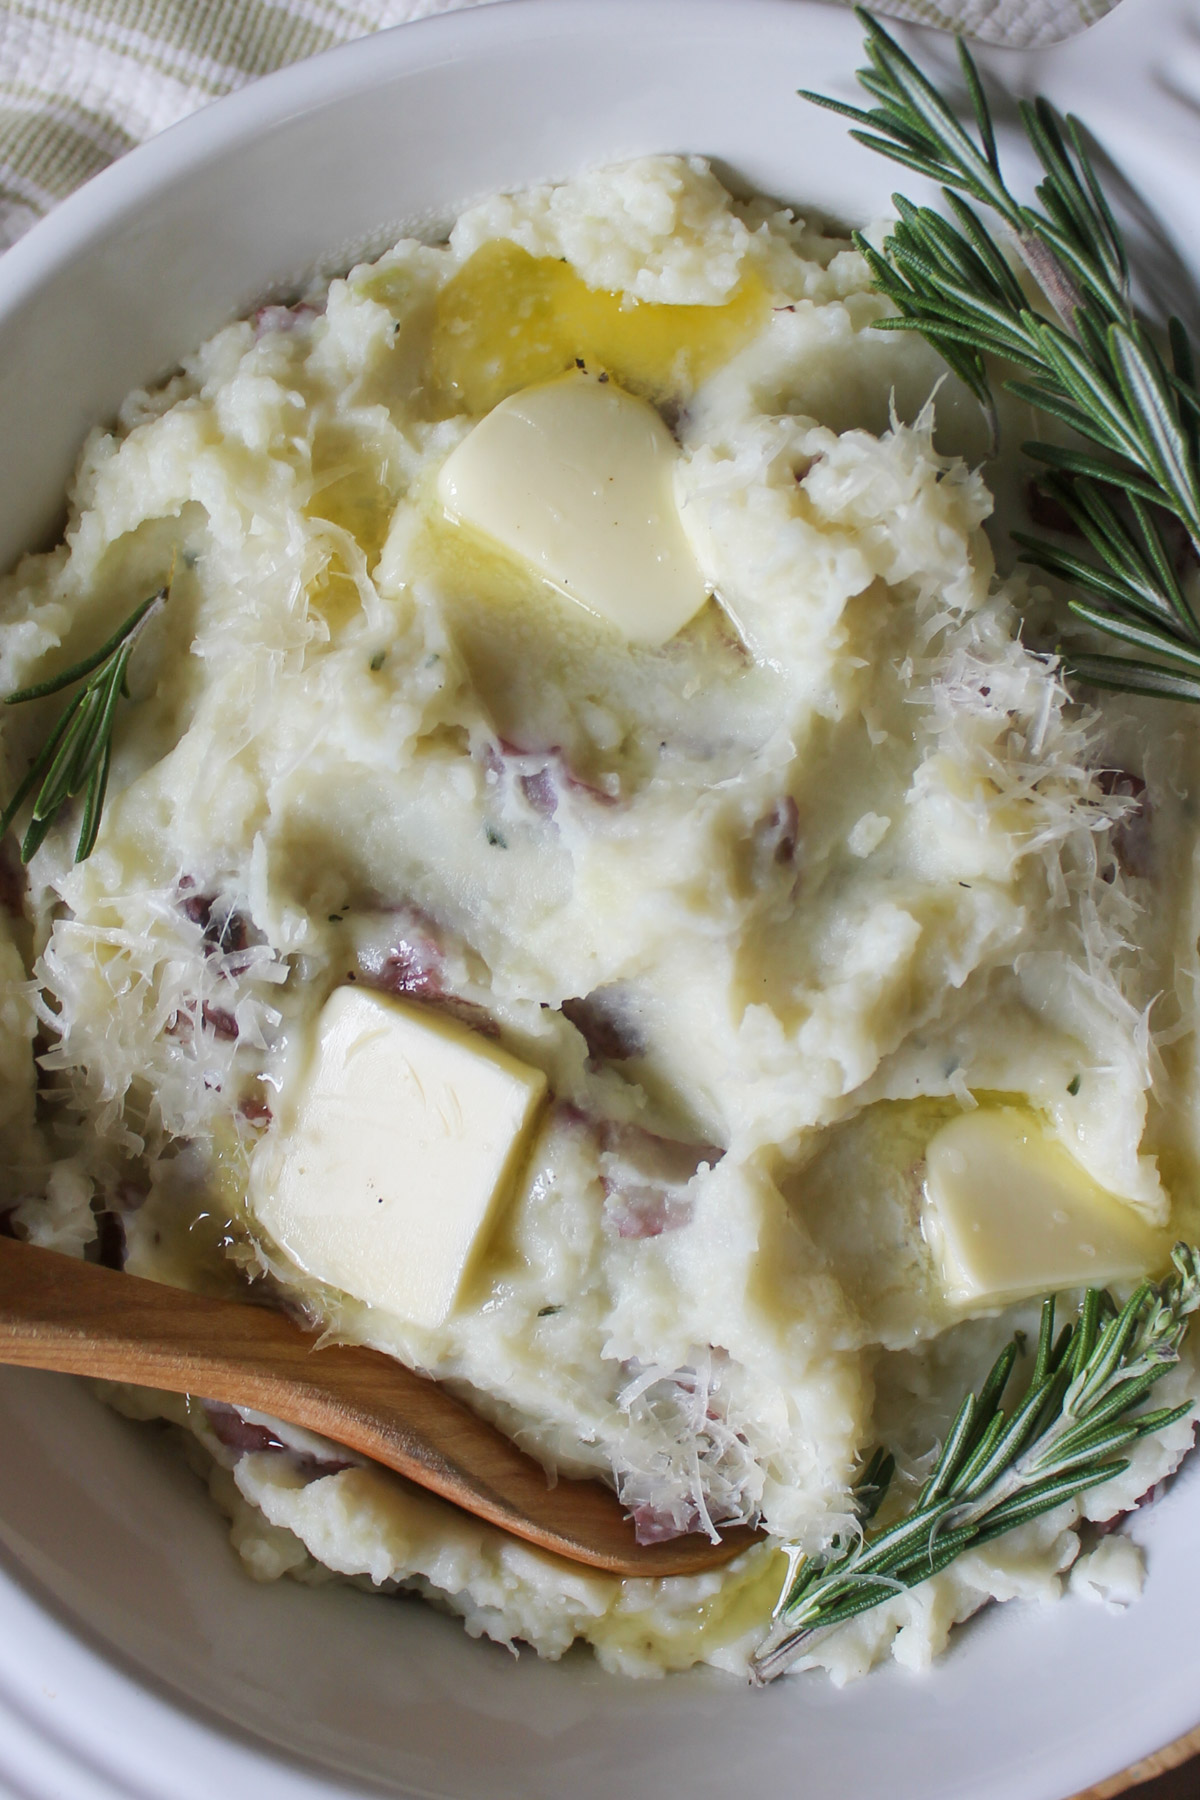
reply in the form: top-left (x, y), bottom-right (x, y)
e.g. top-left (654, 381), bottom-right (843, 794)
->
top-left (2, 154), bottom-right (1199, 1683)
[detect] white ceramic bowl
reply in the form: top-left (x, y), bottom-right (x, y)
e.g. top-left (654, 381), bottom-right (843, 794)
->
top-left (3, 1), bottom-right (1200, 1794)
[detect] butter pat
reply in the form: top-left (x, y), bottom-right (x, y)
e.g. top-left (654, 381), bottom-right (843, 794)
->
top-left (250, 987), bottom-right (546, 1328)
top-left (436, 370), bottom-right (709, 645)
top-left (923, 1107), bottom-right (1163, 1310)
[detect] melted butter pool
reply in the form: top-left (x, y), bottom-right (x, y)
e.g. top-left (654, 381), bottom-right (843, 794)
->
top-left (427, 240), bottom-right (768, 417)
top-left (588, 1541), bottom-right (786, 1670)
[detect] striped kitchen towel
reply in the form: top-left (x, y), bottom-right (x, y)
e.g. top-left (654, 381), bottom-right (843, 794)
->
top-left (0, 0), bottom-right (1121, 251)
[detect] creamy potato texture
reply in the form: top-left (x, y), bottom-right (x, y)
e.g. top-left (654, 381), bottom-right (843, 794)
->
top-left (2, 156), bottom-right (1200, 1681)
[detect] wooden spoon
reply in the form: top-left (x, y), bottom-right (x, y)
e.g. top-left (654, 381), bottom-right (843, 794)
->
top-left (0, 1235), bottom-right (759, 1578)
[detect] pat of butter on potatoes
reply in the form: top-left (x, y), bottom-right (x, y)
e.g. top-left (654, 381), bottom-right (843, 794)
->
top-left (436, 370), bottom-right (709, 645)
top-left (923, 1108), bottom-right (1164, 1310)
top-left (250, 986), bottom-right (547, 1328)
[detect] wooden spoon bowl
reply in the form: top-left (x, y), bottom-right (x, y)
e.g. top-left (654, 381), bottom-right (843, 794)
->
top-left (0, 1235), bottom-right (760, 1578)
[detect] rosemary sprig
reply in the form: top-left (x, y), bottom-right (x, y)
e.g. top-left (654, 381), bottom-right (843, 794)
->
top-left (0, 587), bottom-right (165, 864)
top-left (750, 1244), bottom-right (1200, 1684)
top-left (802, 11), bottom-right (1200, 704)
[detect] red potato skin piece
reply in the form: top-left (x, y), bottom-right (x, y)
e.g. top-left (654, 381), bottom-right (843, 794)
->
top-left (202, 1003), bottom-right (239, 1041)
top-left (374, 937), bottom-right (444, 1003)
top-left (628, 1499), bottom-right (706, 1543)
top-left (520, 766), bottom-right (558, 817)
top-left (1096, 769), bottom-right (1154, 880)
top-left (492, 738), bottom-right (620, 814)
top-left (165, 1000), bottom-right (239, 1044)
top-left (251, 302), bottom-right (321, 339)
top-left (599, 1122), bottom-right (723, 1240)
top-left (605, 1185), bottom-right (692, 1239)
top-left (357, 909), bottom-right (501, 1038)
top-left (178, 882), bottom-right (257, 966)
top-left (203, 1399), bottom-right (291, 1455)
top-left (561, 990), bottom-right (646, 1064)
top-left (202, 1400), bottom-right (354, 1476)
top-left (547, 1109), bottom-right (716, 1239)
top-left (752, 796), bottom-right (799, 871)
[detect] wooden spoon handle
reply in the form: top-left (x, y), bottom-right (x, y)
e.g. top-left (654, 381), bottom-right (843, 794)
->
top-left (0, 1236), bottom-right (757, 1577)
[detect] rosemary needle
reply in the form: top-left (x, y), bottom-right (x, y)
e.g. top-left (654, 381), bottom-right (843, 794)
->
top-left (802, 10), bottom-right (1200, 704)
top-left (0, 586), bottom-right (166, 864)
top-left (750, 1244), bottom-right (1200, 1684)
